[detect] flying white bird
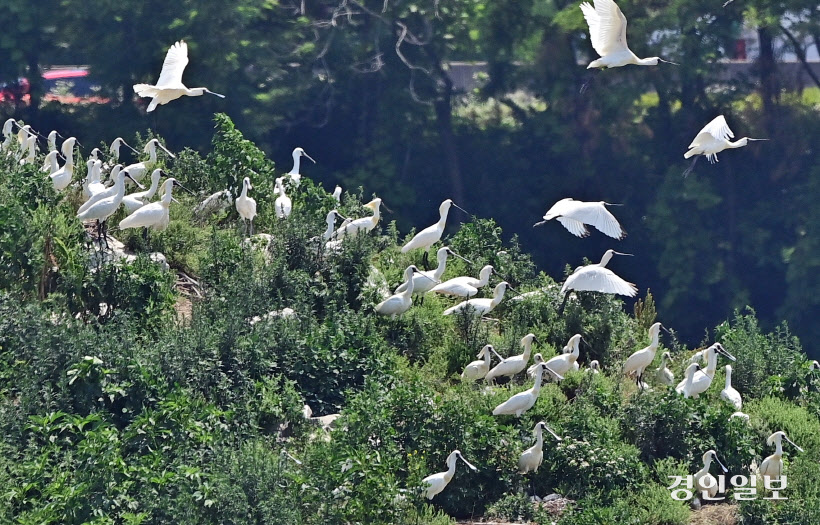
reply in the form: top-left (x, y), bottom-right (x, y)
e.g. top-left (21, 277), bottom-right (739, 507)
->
top-left (654, 351), bottom-right (675, 386)
top-left (683, 115), bottom-right (766, 176)
top-left (375, 265), bottom-right (420, 318)
top-left (421, 450), bottom-right (478, 500)
top-left (485, 334), bottom-right (538, 384)
top-left (120, 178), bottom-right (191, 232)
top-left (693, 450), bottom-right (728, 504)
top-left (545, 334), bottom-right (583, 378)
top-left (401, 199), bottom-right (468, 266)
top-left (133, 40), bottom-right (225, 112)
top-left (236, 176), bottom-right (257, 236)
top-left (123, 139), bottom-right (174, 183)
top-left (395, 247), bottom-right (470, 298)
top-left (274, 177), bottom-right (292, 219)
top-left (123, 169), bottom-right (164, 213)
top-left (560, 250), bottom-right (637, 312)
top-left (622, 322), bottom-right (663, 388)
top-left (443, 281), bottom-right (510, 317)
top-left (430, 264), bottom-right (496, 298)
top-left (580, 0), bottom-right (676, 69)
top-left (518, 421), bottom-right (562, 474)
top-left (462, 344), bottom-right (504, 382)
top-left (719, 364), bottom-right (742, 410)
top-left (275, 147), bottom-right (315, 191)
top-left (534, 198), bottom-right (626, 240)
top-left (492, 363), bottom-right (563, 417)
top-left (757, 431), bottom-right (803, 483)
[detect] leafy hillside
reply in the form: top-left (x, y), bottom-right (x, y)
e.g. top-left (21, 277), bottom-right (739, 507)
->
top-left (1, 115), bottom-right (819, 524)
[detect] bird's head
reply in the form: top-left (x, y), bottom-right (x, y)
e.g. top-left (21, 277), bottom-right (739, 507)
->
top-left (294, 147), bottom-right (316, 163)
top-left (712, 343), bottom-right (736, 362)
top-left (243, 177), bottom-right (253, 191)
top-left (704, 450), bottom-right (728, 472)
top-left (452, 450), bottom-right (478, 471)
top-left (536, 421), bottom-right (562, 441)
top-left (522, 333), bottom-right (538, 346)
top-left (738, 137), bottom-right (768, 147)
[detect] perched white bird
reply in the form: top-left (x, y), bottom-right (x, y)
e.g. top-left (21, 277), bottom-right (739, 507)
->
top-left (274, 178), bottom-right (292, 219)
top-left (1, 118), bottom-right (17, 151)
top-left (588, 360), bottom-right (601, 374)
top-left (810, 360), bottom-right (820, 371)
top-left (527, 353), bottom-right (545, 379)
top-left (730, 411), bottom-right (750, 423)
top-left (334, 198), bottom-right (382, 238)
top-left (320, 210), bottom-right (347, 242)
top-left (324, 217), bottom-right (353, 252)
top-left (560, 250), bottom-right (637, 311)
top-left (485, 334), bottom-right (538, 384)
top-left (684, 116), bottom-right (766, 176)
top-left (49, 138), bottom-right (79, 191)
top-left (518, 421), bottom-right (562, 474)
top-left (675, 343), bottom-right (736, 396)
top-left (120, 178), bottom-right (190, 232)
top-left (194, 189), bottom-right (233, 220)
top-left (545, 334), bottom-right (583, 378)
top-left (462, 344), bottom-right (504, 382)
top-left (42, 151), bottom-right (61, 176)
top-left (133, 40), bottom-right (225, 112)
top-left (86, 160), bottom-right (105, 199)
top-left (443, 281), bottom-right (510, 317)
top-left (534, 198), bottom-right (626, 240)
top-left (654, 351), bottom-right (675, 386)
top-left (580, 0), bottom-right (675, 69)
top-left (395, 247), bottom-right (470, 297)
top-left (123, 139), bottom-right (174, 183)
top-left (720, 364), bottom-right (742, 410)
top-left (693, 450), bottom-right (728, 503)
top-left (421, 450), bottom-right (478, 500)
top-left (77, 169), bottom-right (140, 241)
top-left (492, 363), bottom-right (563, 417)
top-left (88, 148), bottom-right (102, 162)
top-left (18, 135), bottom-right (37, 165)
top-left (757, 431), bottom-right (803, 483)
top-left (236, 177), bottom-right (257, 236)
top-left (47, 130), bottom-right (62, 152)
top-left (332, 185), bottom-right (342, 203)
top-left (375, 265), bottom-right (420, 318)
top-left (679, 363), bottom-right (703, 399)
top-left (401, 199), bottom-right (467, 265)
top-left (80, 159), bottom-right (96, 198)
top-left (16, 124), bottom-right (37, 145)
top-left (430, 264), bottom-right (496, 298)
top-left (275, 147), bottom-right (315, 191)
top-left (109, 137), bottom-right (138, 162)
top-left (78, 165), bottom-right (124, 214)
top-left (123, 168), bottom-right (164, 213)
top-left (688, 348), bottom-right (707, 365)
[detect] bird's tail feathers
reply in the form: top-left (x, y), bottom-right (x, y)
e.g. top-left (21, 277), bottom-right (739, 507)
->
top-left (133, 84), bottom-right (159, 97)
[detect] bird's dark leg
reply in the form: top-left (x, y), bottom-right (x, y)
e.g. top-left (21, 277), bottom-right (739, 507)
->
top-left (580, 69), bottom-right (599, 94)
top-left (683, 156), bottom-right (699, 178)
top-left (249, 219), bottom-right (254, 237)
top-left (422, 251), bottom-right (430, 271)
top-left (557, 292), bottom-right (570, 316)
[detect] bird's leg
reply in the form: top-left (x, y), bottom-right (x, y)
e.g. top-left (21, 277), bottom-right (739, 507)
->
top-left (418, 295), bottom-right (424, 307)
top-left (682, 156), bottom-right (699, 178)
top-left (422, 251), bottom-right (430, 271)
top-left (557, 292), bottom-right (570, 316)
top-left (249, 218), bottom-right (254, 237)
top-left (580, 70), bottom-right (598, 94)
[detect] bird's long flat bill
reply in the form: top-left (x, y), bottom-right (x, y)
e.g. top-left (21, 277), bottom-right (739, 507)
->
top-left (452, 202), bottom-right (471, 216)
top-left (784, 436), bottom-right (804, 453)
top-left (747, 138), bottom-right (769, 142)
top-left (542, 363), bottom-right (564, 381)
top-left (205, 89), bottom-right (226, 98)
top-left (713, 452), bottom-right (728, 473)
top-left (447, 249), bottom-right (473, 265)
top-left (488, 346), bottom-right (505, 361)
top-left (172, 180), bottom-right (195, 195)
top-left (716, 344), bottom-right (737, 362)
top-left (157, 142), bottom-right (176, 159)
top-left (122, 140), bottom-right (140, 155)
top-left (457, 453), bottom-right (478, 471)
top-left (334, 211), bottom-right (347, 221)
top-left (124, 172), bottom-right (145, 189)
top-left (302, 151), bottom-right (316, 164)
top-left (611, 251), bottom-right (633, 256)
top-left (658, 58), bottom-right (679, 66)
top-left (541, 423), bottom-right (562, 441)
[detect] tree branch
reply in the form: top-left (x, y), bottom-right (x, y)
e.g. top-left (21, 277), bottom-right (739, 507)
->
top-left (780, 24), bottom-right (820, 90)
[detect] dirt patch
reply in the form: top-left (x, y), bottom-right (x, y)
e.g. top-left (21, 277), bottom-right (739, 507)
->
top-left (689, 503), bottom-right (738, 525)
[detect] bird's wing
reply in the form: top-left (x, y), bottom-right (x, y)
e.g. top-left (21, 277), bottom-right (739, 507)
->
top-left (581, 0), bottom-right (628, 57)
top-left (543, 198), bottom-right (575, 220)
top-left (155, 41), bottom-right (189, 88)
top-left (563, 267), bottom-right (637, 296)
top-left (556, 217), bottom-right (590, 238)
top-left (570, 203), bottom-right (625, 239)
top-left (689, 115), bottom-right (733, 147)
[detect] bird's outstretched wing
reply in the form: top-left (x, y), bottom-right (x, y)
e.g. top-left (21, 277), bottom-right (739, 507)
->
top-left (689, 115), bottom-right (734, 148)
top-left (581, 0), bottom-right (628, 57)
top-left (155, 41), bottom-right (189, 88)
top-left (557, 217), bottom-right (590, 238)
top-left (569, 202), bottom-right (626, 240)
top-left (562, 267), bottom-right (637, 296)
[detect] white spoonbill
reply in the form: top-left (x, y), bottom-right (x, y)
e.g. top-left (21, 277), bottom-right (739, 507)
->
top-left (675, 343), bottom-right (735, 396)
top-left (47, 130), bottom-right (62, 152)
top-left (77, 169), bottom-right (141, 244)
top-left (123, 169), bottom-right (164, 213)
top-left (757, 431), bottom-right (803, 483)
top-left (534, 198), bottom-right (626, 240)
top-left (720, 364), bottom-right (742, 410)
top-left (443, 281), bottom-right (510, 317)
top-left (375, 265), bottom-right (420, 318)
top-left (485, 333), bottom-right (538, 384)
top-left (561, 250), bottom-right (637, 299)
top-left (395, 247), bottom-right (471, 298)
top-left (588, 360), bottom-right (601, 374)
top-left (88, 148), bottom-right (102, 162)
top-left (49, 139), bottom-right (79, 191)
top-left (86, 160), bottom-right (105, 199)
top-left (545, 333), bottom-right (583, 378)
top-left (276, 147), bottom-right (315, 190)
top-left (693, 450), bottom-right (728, 503)
top-left (421, 450), bottom-right (477, 500)
top-left (335, 198), bottom-right (383, 238)
top-left (679, 363), bottom-right (703, 399)
top-left (518, 421), bottom-right (562, 474)
top-left (195, 189), bottom-right (233, 220)
top-left (654, 351), bottom-right (675, 386)
top-left (109, 137), bottom-right (138, 161)
top-left (80, 159), bottom-right (96, 197)
top-left (527, 353), bottom-right (545, 379)
top-left (580, 0), bottom-right (676, 69)
top-left (79, 165), bottom-right (124, 213)
top-left (622, 322), bottom-right (663, 388)
top-left (401, 199), bottom-right (468, 266)
top-left (274, 177), bottom-right (292, 219)
top-left (133, 40), bottom-right (225, 112)
top-left (16, 124), bottom-right (38, 145)
top-left (332, 185), bottom-right (342, 203)
top-left (461, 344), bottom-right (504, 382)
top-left (42, 151), bottom-right (60, 176)
top-left (810, 360), bottom-right (820, 371)
top-left (1, 118), bottom-right (17, 151)
top-left (683, 115), bottom-right (766, 176)
top-left (321, 210), bottom-right (347, 241)
top-left (120, 178), bottom-right (192, 232)
top-left (18, 135), bottom-right (37, 165)
top-left (492, 363), bottom-right (563, 417)
top-left (123, 139), bottom-right (175, 183)
top-left (430, 264), bottom-right (496, 299)
top-left (236, 176), bottom-right (257, 236)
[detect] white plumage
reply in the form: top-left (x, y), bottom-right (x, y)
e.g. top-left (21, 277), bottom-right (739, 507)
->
top-left (123, 169), bottom-right (164, 214)
top-left (443, 281), bottom-right (509, 317)
top-left (79, 165), bottom-right (123, 213)
top-left (580, 0), bottom-right (669, 69)
top-left (675, 343), bottom-right (735, 396)
top-left (535, 198), bottom-right (625, 239)
top-left (719, 364), bottom-right (742, 410)
top-left (518, 421), bottom-right (561, 474)
top-left (275, 147), bottom-right (315, 191)
top-left (561, 249), bottom-right (637, 297)
top-left (123, 139), bottom-right (174, 183)
top-left (485, 334), bottom-right (538, 384)
top-left (684, 115), bottom-right (765, 164)
top-left (77, 169), bottom-right (138, 224)
top-left (334, 198), bottom-right (382, 239)
top-left (492, 363), bottom-right (562, 417)
top-left (421, 450), bottom-right (477, 500)
top-left (430, 264), bottom-right (495, 298)
top-left (119, 178), bottom-right (186, 232)
top-left (654, 351), bottom-right (675, 386)
top-left (545, 334), bottom-right (583, 378)
top-left (236, 177), bottom-right (257, 235)
top-left (757, 431), bottom-right (803, 483)
top-left (693, 450), bottom-right (727, 502)
top-left (461, 344), bottom-right (503, 382)
top-left (401, 199), bottom-right (464, 254)
top-left (622, 322), bottom-right (663, 387)
top-left (395, 247), bottom-right (469, 297)
top-left (133, 40), bottom-right (225, 112)
top-left (375, 266), bottom-right (419, 318)
top-left (274, 177), bottom-right (292, 219)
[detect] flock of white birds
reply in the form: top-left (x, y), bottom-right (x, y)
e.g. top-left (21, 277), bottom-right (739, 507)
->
top-left (0, 0), bottom-right (807, 509)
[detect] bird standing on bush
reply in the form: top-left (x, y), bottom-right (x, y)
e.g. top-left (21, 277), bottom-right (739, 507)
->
top-left (421, 450), bottom-right (478, 499)
top-left (518, 421), bottom-right (561, 475)
top-left (485, 333), bottom-right (538, 384)
top-left (236, 176), bottom-right (257, 236)
top-left (401, 199), bottom-right (468, 268)
top-left (462, 344), bottom-right (503, 382)
top-left (622, 322), bottom-right (663, 390)
top-left (493, 362), bottom-right (563, 417)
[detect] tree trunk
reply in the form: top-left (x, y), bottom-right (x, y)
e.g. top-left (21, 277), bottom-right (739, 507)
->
top-left (756, 26), bottom-right (779, 122)
top-left (434, 87), bottom-right (464, 204)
